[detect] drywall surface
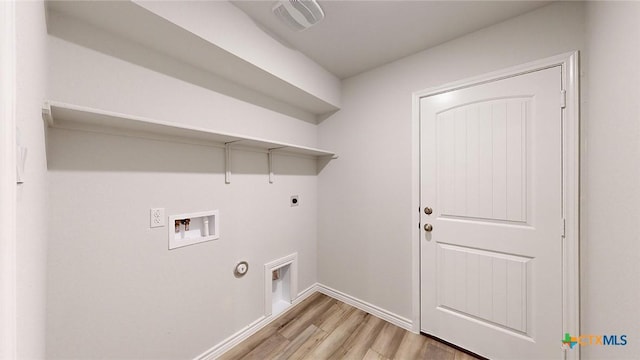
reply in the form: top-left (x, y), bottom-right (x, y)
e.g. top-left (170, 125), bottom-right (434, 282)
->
top-left (45, 37), bottom-right (319, 358)
top-left (15, 1), bottom-right (49, 358)
top-left (318, 1), bottom-right (584, 323)
top-left (46, 36), bottom-right (318, 148)
top-left (134, 0), bottom-right (341, 109)
top-left (581, 2), bottom-right (640, 358)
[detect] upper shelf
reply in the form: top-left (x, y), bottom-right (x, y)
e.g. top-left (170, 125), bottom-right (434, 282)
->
top-left (42, 101), bottom-right (338, 159)
top-left (45, 1), bottom-right (341, 118)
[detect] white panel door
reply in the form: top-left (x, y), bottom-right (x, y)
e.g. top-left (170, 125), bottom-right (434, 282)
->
top-left (420, 67), bottom-right (563, 359)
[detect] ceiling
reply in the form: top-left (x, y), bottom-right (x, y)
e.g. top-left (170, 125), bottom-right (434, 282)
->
top-left (231, 1), bottom-right (552, 79)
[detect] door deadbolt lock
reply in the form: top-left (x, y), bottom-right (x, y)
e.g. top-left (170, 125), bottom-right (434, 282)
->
top-left (424, 223), bottom-right (433, 232)
top-left (424, 207), bottom-right (433, 215)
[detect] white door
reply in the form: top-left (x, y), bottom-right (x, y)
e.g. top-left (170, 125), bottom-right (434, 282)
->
top-left (420, 66), bottom-right (564, 359)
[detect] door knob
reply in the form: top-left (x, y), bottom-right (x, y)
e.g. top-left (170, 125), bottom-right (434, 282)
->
top-left (424, 207), bottom-right (433, 215)
top-left (424, 223), bottom-right (433, 232)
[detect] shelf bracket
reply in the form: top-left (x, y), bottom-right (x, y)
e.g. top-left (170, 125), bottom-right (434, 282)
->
top-left (225, 142), bottom-right (241, 184)
top-left (268, 149), bottom-right (274, 184)
top-left (267, 147), bottom-right (286, 184)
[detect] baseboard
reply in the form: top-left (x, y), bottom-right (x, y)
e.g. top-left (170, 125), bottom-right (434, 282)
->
top-left (195, 282), bottom-right (414, 359)
top-left (316, 284), bottom-right (413, 332)
top-left (194, 283), bottom-right (319, 360)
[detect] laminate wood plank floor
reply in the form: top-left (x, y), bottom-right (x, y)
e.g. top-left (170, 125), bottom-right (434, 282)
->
top-left (218, 293), bottom-right (480, 360)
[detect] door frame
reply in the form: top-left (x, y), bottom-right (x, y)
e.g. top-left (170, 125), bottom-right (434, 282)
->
top-left (410, 51), bottom-right (580, 359)
top-left (0, 0), bottom-right (17, 358)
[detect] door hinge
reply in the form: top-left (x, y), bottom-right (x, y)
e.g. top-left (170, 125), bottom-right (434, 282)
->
top-left (562, 218), bottom-right (566, 238)
top-left (560, 90), bottom-right (567, 109)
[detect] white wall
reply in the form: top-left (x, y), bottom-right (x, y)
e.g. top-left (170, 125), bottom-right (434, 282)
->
top-left (45, 29), bottom-right (320, 359)
top-left (581, 2), bottom-right (640, 358)
top-left (0, 1), bottom-right (17, 357)
top-left (15, 1), bottom-right (49, 358)
top-left (318, 0), bottom-right (585, 324)
top-left (320, 2), bottom-right (640, 358)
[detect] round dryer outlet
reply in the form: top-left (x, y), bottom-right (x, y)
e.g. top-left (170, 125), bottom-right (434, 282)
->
top-left (234, 261), bottom-right (249, 277)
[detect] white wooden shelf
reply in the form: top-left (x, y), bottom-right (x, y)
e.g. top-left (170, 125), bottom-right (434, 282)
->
top-left (45, 1), bottom-right (340, 116)
top-left (42, 101), bottom-right (337, 183)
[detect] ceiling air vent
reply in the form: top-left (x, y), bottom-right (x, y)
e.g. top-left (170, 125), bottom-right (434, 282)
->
top-left (272, 0), bottom-right (325, 31)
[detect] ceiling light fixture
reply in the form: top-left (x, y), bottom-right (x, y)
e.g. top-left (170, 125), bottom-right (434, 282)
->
top-left (272, 0), bottom-right (325, 32)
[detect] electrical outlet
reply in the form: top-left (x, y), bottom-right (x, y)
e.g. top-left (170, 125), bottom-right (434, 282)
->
top-left (150, 208), bottom-right (165, 228)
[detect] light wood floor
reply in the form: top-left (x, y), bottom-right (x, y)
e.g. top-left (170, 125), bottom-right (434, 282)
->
top-left (218, 292), bottom-right (479, 360)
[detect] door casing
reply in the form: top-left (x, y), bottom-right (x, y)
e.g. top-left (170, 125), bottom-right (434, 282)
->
top-left (410, 51), bottom-right (579, 360)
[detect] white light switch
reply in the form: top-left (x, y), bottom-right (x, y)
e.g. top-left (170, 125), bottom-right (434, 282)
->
top-left (150, 208), bottom-right (165, 228)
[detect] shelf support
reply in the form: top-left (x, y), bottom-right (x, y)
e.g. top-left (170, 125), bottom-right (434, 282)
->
top-left (225, 142), bottom-right (241, 184)
top-left (267, 147), bottom-right (286, 184)
top-left (268, 149), bottom-right (274, 184)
